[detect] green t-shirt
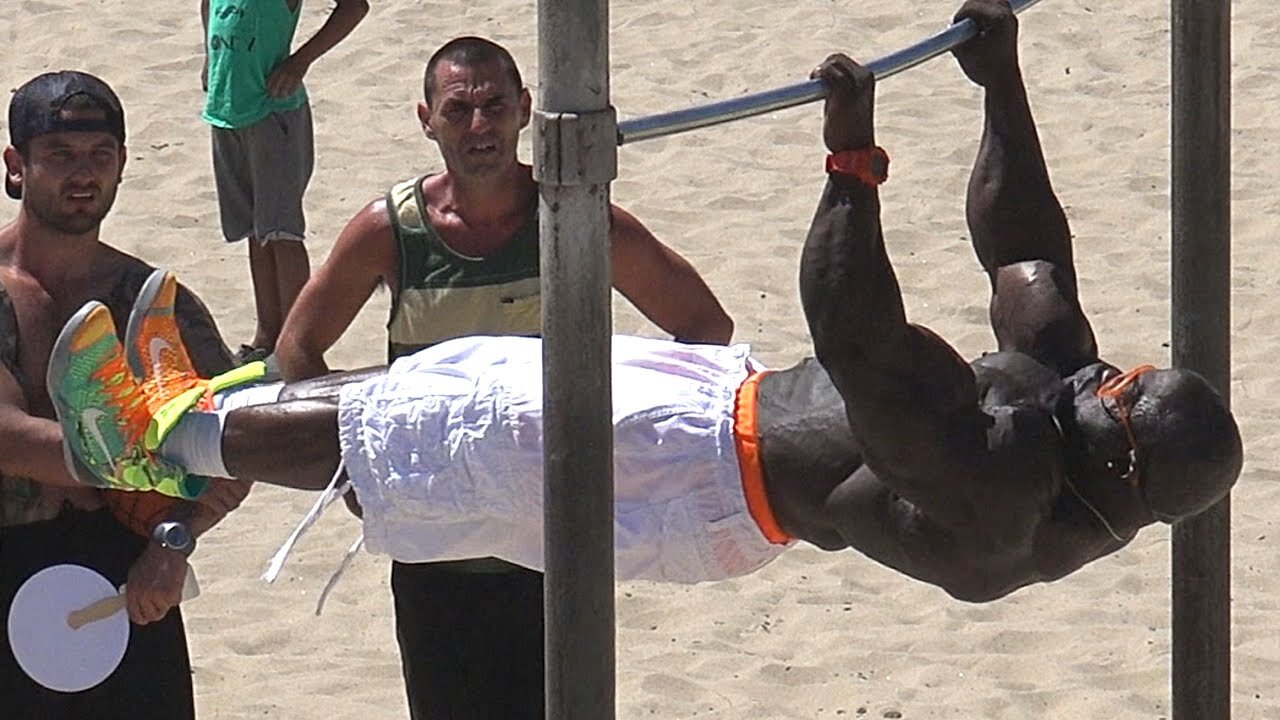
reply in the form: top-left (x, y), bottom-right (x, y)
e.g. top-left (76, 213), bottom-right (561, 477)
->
top-left (202, 0), bottom-right (307, 129)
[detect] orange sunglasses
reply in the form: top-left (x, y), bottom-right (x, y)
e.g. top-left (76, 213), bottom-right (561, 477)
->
top-left (1095, 363), bottom-right (1157, 485)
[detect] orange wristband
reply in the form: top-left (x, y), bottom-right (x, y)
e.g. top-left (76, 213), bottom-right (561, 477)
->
top-left (825, 146), bottom-right (889, 186)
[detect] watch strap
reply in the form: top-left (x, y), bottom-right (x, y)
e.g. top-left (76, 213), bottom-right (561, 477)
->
top-left (825, 146), bottom-right (889, 186)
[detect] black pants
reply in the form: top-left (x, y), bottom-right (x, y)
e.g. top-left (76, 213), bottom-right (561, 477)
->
top-left (1, 508), bottom-right (195, 720)
top-left (392, 559), bottom-right (545, 720)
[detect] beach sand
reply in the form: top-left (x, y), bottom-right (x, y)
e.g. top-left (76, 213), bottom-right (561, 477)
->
top-left (3, 0), bottom-right (1279, 717)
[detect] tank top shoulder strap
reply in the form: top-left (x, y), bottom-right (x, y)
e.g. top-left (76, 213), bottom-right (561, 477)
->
top-left (385, 174), bottom-right (445, 295)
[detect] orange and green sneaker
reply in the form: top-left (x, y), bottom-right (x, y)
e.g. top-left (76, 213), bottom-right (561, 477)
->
top-left (45, 301), bottom-right (201, 498)
top-left (124, 269), bottom-right (266, 453)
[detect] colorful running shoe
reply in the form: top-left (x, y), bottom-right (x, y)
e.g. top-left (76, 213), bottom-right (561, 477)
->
top-left (124, 269), bottom-right (267, 452)
top-left (125, 269), bottom-right (202, 392)
top-left (45, 301), bottom-right (196, 498)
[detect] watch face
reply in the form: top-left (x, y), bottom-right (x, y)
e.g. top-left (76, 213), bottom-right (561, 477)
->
top-left (170, 525), bottom-right (192, 547)
top-left (158, 522), bottom-right (192, 551)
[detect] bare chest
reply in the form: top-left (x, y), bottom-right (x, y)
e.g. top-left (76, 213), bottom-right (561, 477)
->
top-left (0, 276), bottom-right (108, 526)
top-left (428, 210), bottom-right (529, 259)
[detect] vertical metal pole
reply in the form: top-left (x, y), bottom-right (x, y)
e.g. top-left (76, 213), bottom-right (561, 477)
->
top-left (1171, 1), bottom-right (1231, 719)
top-left (535, 0), bottom-right (617, 717)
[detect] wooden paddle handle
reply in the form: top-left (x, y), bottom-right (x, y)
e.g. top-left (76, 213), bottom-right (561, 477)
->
top-left (66, 594), bottom-right (126, 630)
top-left (65, 568), bottom-right (201, 630)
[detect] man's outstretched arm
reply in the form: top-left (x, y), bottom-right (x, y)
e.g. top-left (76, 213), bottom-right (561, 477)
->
top-left (608, 205), bottom-right (734, 344)
top-left (800, 55), bottom-right (994, 529)
top-left (276, 201), bottom-right (397, 380)
top-left (958, 0), bottom-right (1072, 279)
top-left (956, 0), bottom-right (1097, 371)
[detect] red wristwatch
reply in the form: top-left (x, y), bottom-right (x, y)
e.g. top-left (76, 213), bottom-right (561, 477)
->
top-left (825, 146), bottom-right (890, 186)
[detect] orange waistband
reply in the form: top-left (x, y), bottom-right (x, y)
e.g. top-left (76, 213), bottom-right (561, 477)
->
top-left (733, 370), bottom-right (793, 545)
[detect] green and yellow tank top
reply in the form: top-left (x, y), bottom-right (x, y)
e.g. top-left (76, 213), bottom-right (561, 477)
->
top-left (385, 176), bottom-right (542, 361)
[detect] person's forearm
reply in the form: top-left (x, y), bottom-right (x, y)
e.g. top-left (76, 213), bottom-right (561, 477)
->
top-left (171, 500), bottom-right (222, 537)
top-left (0, 410), bottom-right (81, 487)
top-left (292, 0), bottom-right (369, 67)
top-left (673, 309), bottom-right (734, 345)
top-left (276, 339), bottom-right (332, 381)
top-left (103, 490), bottom-right (225, 538)
top-left (979, 72), bottom-right (1055, 194)
top-left (964, 70), bottom-right (1072, 274)
top-left (800, 176), bottom-right (906, 365)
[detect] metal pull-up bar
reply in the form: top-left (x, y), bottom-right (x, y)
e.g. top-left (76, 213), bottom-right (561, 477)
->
top-left (615, 0), bottom-right (1046, 146)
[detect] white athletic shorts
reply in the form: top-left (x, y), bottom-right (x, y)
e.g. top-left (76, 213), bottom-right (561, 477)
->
top-left (336, 334), bottom-right (790, 584)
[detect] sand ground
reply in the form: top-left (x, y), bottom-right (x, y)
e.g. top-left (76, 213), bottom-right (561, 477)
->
top-left (3, 0), bottom-right (1279, 717)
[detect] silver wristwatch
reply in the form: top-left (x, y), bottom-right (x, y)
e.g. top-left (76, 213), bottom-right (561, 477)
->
top-left (152, 521), bottom-right (196, 557)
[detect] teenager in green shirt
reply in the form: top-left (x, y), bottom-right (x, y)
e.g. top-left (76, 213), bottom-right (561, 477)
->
top-left (200, 0), bottom-right (369, 364)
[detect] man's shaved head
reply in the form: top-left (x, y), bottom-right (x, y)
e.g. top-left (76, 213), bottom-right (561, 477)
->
top-left (423, 37), bottom-right (522, 104)
top-left (1132, 368), bottom-right (1243, 520)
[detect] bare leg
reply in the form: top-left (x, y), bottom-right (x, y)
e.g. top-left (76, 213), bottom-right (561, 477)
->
top-left (277, 365), bottom-right (387, 402)
top-left (247, 237), bottom-right (281, 350)
top-left (222, 399), bottom-right (341, 490)
top-left (270, 238), bottom-right (311, 338)
top-left (219, 367), bottom-right (388, 489)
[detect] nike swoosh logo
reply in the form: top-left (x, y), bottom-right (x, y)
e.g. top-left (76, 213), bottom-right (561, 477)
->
top-left (80, 407), bottom-right (118, 475)
top-left (149, 336), bottom-right (176, 378)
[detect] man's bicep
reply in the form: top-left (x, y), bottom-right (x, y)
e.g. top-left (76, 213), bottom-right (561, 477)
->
top-left (823, 323), bottom-right (992, 514)
top-left (989, 260), bottom-right (1098, 375)
top-left (825, 322), bottom-right (981, 423)
top-left (277, 205), bottom-right (393, 376)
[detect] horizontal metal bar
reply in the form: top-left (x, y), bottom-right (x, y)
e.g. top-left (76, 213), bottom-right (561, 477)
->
top-left (616, 0), bottom-right (1045, 145)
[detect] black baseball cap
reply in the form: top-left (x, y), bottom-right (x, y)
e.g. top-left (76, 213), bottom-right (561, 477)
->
top-left (6, 71), bottom-right (126, 199)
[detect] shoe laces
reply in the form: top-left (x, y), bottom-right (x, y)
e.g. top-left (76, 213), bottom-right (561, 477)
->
top-left (141, 346), bottom-right (214, 412)
top-left (88, 352), bottom-right (153, 448)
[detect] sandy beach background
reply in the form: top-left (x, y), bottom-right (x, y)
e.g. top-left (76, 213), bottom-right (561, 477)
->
top-left (4, 0), bottom-right (1280, 717)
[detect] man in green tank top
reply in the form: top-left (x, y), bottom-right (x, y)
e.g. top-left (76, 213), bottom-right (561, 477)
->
top-left (199, 0), bottom-right (368, 364)
top-left (273, 37), bottom-right (733, 720)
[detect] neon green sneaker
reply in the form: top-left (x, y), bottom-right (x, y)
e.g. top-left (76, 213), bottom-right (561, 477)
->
top-left (45, 301), bottom-right (201, 498)
top-left (124, 269), bottom-right (266, 453)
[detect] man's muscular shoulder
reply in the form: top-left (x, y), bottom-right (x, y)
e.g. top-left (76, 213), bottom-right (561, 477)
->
top-left (972, 353), bottom-right (1071, 526)
top-left (93, 251), bottom-right (152, 312)
top-left (970, 350), bottom-right (1066, 410)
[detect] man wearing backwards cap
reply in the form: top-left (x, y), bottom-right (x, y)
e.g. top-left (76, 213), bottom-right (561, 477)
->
top-left (0, 71), bottom-right (246, 716)
top-left (56, 1), bottom-right (1243, 601)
